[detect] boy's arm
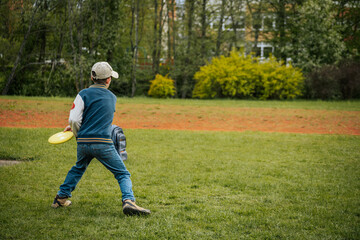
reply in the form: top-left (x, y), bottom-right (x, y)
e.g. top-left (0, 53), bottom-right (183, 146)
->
top-left (69, 94), bottom-right (84, 137)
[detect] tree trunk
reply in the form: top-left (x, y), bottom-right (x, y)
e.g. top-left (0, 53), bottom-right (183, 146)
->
top-left (155, 0), bottom-right (165, 73)
top-left (171, 0), bottom-right (176, 64)
top-left (200, 0), bottom-right (207, 58)
top-left (38, 0), bottom-right (48, 63)
top-left (215, 0), bottom-right (226, 56)
top-left (2, 0), bottom-right (40, 95)
top-left (167, 0), bottom-right (171, 63)
top-left (246, 0), bottom-right (262, 54)
top-left (152, 0), bottom-right (158, 74)
top-left (181, 0), bottom-right (195, 99)
top-left (68, 0), bottom-right (79, 92)
top-left (131, 0), bottom-right (140, 97)
top-left (38, 29), bottom-right (46, 62)
top-left (170, 0), bottom-right (177, 94)
top-left (229, 0), bottom-right (238, 51)
top-left (130, 0), bottom-right (135, 52)
top-left (45, 59), bottom-right (56, 95)
top-left (57, 30), bottom-right (64, 60)
top-left (278, 0), bottom-right (286, 61)
top-left (78, 0), bottom-right (84, 90)
top-left (186, 0), bottom-right (195, 54)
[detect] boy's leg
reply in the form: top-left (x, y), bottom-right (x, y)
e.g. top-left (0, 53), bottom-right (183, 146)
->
top-left (57, 144), bottom-right (93, 198)
top-left (92, 144), bottom-right (150, 215)
top-left (91, 144), bottom-right (135, 201)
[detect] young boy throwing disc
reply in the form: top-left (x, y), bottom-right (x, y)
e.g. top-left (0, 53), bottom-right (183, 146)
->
top-left (51, 62), bottom-right (150, 216)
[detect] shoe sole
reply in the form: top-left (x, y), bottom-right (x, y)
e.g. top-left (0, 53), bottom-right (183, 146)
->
top-left (123, 207), bottom-right (150, 216)
top-left (51, 201), bottom-right (72, 208)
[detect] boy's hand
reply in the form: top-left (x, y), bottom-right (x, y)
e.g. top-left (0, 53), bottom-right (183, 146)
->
top-left (64, 125), bottom-right (72, 132)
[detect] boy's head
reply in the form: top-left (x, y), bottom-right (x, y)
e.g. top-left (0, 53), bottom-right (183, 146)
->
top-left (91, 62), bottom-right (119, 84)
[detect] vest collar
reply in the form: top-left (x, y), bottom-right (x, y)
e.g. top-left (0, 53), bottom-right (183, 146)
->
top-left (90, 84), bottom-right (107, 89)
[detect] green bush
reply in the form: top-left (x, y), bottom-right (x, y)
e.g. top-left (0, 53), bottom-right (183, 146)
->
top-left (148, 74), bottom-right (176, 98)
top-left (305, 65), bottom-right (341, 100)
top-left (192, 51), bottom-right (304, 100)
top-left (305, 59), bottom-right (360, 99)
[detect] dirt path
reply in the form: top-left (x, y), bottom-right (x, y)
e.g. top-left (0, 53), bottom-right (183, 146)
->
top-left (0, 99), bottom-right (359, 135)
top-left (0, 160), bottom-right (21, 166)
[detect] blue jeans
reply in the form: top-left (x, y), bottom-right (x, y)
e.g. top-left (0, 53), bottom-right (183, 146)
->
top-left (57, 143), bottom-right (135, 202)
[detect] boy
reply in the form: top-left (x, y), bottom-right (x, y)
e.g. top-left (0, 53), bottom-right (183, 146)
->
top-left (51, 62), bottom-right (150, 216)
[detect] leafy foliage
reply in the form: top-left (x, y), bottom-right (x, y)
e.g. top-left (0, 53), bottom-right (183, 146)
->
top-left (305, 59), bottom-right (360, 99)
top-left (1, 0), bottom-right (358, 98)
top-left (148, 74), bottom-right (176, 98)
top-left (288, 0), bottom-right (346, 72)
top-left (193, 51), bottom-right (304, 100)
top-left (335, 0), bottom-right (360, 58)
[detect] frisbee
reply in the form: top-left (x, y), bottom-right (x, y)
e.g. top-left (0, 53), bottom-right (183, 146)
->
top-left (48, 131), bottom-right (74, 144)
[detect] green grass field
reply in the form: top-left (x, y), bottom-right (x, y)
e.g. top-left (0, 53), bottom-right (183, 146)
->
top-left (0, 125), bottom-right (359, 239)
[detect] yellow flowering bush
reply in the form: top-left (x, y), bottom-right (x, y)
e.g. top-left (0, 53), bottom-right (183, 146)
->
top-left (148, 74), bottom-right (176, 98)
top-left (192, 51), bottom-right (304, 100)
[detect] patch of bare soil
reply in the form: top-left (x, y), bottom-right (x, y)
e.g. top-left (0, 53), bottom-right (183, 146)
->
top-left (0, 160), bottom-right (21, 166)
top-left (1, 101), bottom-right (359, 135)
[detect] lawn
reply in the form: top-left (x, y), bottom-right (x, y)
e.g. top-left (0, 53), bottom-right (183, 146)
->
top-left (0, 126), bottom-right (359, 239)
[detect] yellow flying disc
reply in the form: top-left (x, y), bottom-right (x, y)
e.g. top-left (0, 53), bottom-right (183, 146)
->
top-left (48, 131), bottom-right (74, 144)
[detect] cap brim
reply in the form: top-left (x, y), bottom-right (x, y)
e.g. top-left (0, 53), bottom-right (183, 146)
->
top-left (111, 71), bottom-right (119, 79)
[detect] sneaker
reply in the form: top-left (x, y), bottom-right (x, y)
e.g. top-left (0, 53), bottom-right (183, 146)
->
top-left (51, 195), bottom-right (72, 208)
top-left (122, 199), bottom-right (151, 216)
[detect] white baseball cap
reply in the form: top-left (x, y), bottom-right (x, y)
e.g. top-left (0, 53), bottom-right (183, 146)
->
top-left (91, 62), bottom-right (119, 79)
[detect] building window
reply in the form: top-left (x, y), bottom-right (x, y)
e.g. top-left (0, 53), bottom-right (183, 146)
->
top-left (253, 43), bottom-right (274, 60)
top-left (263, 47), bottom-right (273, 58)
top-left (263, 17), bottom-right (274, 31)
top-left (176, 0), bottom-right (185, 5)
top-left (252, 13), bottom-right (262, 30)
top-left (237, 18), bottom-right (246, 30)
top-left (255, 47), bottom-right (261, 57)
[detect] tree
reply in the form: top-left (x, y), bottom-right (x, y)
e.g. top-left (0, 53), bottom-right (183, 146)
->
top-left (246, 0), bottom-right (265, 55)
top-left (152, 0), bottom-right (166, 75)
top-left (228, 0), bottom-right (245, 52)
top-left (166, 0), bottom-right (174, 62)
top-left (180, 0), bottom-right (195, 98)
top-left (215, 0), bottom-right (226, 56)
top-left (200, 0), bottom-right (208, 59)
top-left (130, 0), bottom-right (140, 97)
top-left (289, 0), bottom-right (346, 72)
top-left (1, 0), bottom-right (356, 98)
top-left (335, 0), bottom-right (360, 58)
top-left (171, 0), bottom-right (176, 63)
top-left (270, 0), bottom-right (287, 60)
top-left (2, 0), bottom-right (40, 95)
